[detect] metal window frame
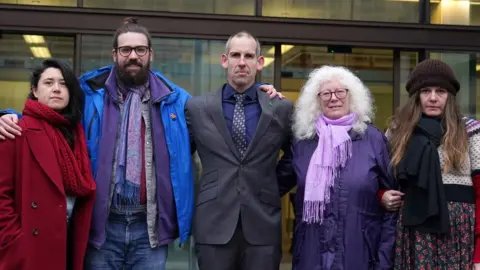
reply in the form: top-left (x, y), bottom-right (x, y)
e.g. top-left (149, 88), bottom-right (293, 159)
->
top-left (419, 0), bottom-right (430, 24)
top-left (2, 1), bottom-right (479, 118)
top-left (2, 4), bottom-right (480, 52)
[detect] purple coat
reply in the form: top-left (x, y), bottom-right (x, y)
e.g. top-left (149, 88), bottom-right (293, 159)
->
top-left (291, 124), bottom-right (397, 270)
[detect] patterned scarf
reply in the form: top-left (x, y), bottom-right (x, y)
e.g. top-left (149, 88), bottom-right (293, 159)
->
top-left (23, 99), bottom-right (96, 197)
top-left (113, 80), bottom-right (148, 206)
top-left (303, 113), bottom-right (357, 224)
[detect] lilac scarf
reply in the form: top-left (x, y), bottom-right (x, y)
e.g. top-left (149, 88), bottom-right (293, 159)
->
top-left (113, 80), bottom-right (148, 206)
top-left (303, 113), bottom-right (357, 224)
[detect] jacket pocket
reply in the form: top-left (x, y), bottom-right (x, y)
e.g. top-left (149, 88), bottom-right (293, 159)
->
top-left (258, 189), bottom-right (281, 208)
top-left (196, 185), bottom-right (218, 207)
top-left (200, 170), bottom-right (218, 190)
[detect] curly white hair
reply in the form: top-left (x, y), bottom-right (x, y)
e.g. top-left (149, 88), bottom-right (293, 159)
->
top-left (293, 65), bottom-right (374, 140)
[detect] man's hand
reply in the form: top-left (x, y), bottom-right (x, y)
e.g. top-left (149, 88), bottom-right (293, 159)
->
top-left (381, 190), bottom-right (404, 211)
top-left (474, 263), bottom-right (480, 270)
top-left (259, 84), bottom-right (285, 99)
top-left (0, 114), bottom-right (21, 140)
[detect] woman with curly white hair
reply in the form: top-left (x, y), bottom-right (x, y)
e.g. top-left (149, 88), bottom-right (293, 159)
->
top-left (288, 65), bottom-right (397, 269)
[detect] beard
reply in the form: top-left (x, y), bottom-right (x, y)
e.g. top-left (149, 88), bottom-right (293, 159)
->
top-left (115, 60), bottom-right (150, 86)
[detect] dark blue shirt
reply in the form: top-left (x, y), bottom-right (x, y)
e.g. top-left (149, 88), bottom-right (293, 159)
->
top-left (222, 84), bottom-right (261, 146)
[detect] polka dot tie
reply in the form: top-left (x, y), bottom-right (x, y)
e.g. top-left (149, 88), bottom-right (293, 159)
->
top-left (232, 93), bottom-right (247, 157)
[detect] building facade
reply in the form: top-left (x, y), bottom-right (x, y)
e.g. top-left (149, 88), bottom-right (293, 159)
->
top-left (1, 0), bottom-right (480, 269)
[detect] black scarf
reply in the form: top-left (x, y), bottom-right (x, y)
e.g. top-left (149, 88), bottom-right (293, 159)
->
top-left (397, 115), bottom-right (449, 234)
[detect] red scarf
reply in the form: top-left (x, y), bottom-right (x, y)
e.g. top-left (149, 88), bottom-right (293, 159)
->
top-left (23, 99), bottom-right (95, 197)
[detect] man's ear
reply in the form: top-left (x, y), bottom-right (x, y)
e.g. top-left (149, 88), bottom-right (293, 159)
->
top-left (256, 56), bottom-right (265, 71)
top-left (221, 54), bottom-right (228, 69)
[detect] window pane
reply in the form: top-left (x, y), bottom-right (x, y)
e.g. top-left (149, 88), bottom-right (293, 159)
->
top-left (431, 0), bottom-right (480, 26)
top-left (81, 35), bottom-right (226, 96)
top-left (261, 45), bottom-right (275, 85)
top-left (0, 34), bottom-right (74, 112)
top-left (399, 52), bottom-right (419, 106)
top-left (0, 0), bottom-right (76, 6)
top-left (83, 0), bottom-right (254, 15)
top-left (429, 52), bottom-right (477, 119)
top-left (262, 0), bottom-right (419, 22)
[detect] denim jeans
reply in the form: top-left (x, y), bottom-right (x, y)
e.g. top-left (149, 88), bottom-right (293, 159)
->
top-left (84, 208), bottom-right (168, 270)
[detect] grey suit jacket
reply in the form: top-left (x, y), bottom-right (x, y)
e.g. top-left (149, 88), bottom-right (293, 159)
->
top-left (187, 84), bottom-right (293, 246)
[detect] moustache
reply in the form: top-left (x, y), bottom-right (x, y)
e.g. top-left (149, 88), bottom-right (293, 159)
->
top-left (124, 61), bottom-right (143, 68)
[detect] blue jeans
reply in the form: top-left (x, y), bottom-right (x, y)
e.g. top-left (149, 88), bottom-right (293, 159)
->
top-left (84, 209), bottom-right (168, 270)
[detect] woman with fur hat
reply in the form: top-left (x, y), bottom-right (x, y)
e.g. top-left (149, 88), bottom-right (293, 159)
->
top-left (282, 65), bottom-right (397, 269)
top-left (386, 59), bottom-right (480, 269)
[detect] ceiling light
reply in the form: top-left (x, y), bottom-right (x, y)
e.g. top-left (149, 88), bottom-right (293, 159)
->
top-left (29, 46), bottom-right (52, 58)
top-left (23, 35), bottom-right (46, 44)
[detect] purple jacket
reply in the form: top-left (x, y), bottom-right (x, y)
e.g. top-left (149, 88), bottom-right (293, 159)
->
top-left (291, 124), bottom-right (397, 270)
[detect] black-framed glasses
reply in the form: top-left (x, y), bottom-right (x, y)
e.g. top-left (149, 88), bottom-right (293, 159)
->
top-left (318, 88), bottom-right (349, 101)
top-left (116, 46), bottom-right (150, 57)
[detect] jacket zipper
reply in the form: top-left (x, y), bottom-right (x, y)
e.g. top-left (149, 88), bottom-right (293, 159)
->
top-left (87, 109), bottom-right (97, 140)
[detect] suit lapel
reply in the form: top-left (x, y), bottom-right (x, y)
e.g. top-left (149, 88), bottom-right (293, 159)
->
top-left (209, 87), bottom-right (242, 160)
top-left (243, 88), bottom-right (273, 159)
top-left (26, 129), bottom-right (65, 195)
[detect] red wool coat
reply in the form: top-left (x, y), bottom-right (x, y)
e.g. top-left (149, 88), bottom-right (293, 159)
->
top-left (0, 116), bottom-right (95, 270)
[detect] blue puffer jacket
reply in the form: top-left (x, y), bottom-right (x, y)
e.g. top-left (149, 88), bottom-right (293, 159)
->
top-left (78, 66), bottom-right (193, 244)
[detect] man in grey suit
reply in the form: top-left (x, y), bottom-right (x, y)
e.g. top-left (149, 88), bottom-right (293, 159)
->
top-left (187, 31), bottom-right (293, 270)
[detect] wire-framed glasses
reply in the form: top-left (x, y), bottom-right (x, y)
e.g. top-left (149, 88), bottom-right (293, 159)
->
top-left (318, 88), bottom-right (349, 101)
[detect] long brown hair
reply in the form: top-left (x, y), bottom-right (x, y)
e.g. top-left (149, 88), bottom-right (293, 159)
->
top-left (389, 92), bottom-right (468, 173)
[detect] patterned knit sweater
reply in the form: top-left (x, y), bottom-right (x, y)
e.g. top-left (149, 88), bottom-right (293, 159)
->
top-left (438, 117), bottom-right (480, 187)
top-left (463, 117), bottom-right (480, 263)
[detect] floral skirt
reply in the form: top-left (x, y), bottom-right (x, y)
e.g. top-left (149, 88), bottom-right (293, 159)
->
top-left (394, 202), bottom-right (475, 270)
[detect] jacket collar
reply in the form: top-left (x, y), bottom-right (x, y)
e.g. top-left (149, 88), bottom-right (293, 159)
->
top-left (222, 83), bottom-right (257, 102)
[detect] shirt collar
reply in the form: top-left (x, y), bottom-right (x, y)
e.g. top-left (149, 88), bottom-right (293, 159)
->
top-left (223, 83), bottom-right (257, 101)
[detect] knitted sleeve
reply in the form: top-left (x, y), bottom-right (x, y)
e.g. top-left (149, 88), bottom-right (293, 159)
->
top-left (467, 119), bottom-right (480, 263)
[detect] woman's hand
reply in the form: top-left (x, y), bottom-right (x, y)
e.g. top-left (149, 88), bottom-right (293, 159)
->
top-left (258, 84), bottom-right (285, 99)
top-left (473, 263), bottom-right (480, 270)
top-left (381, 190), bottom-right (404, 211)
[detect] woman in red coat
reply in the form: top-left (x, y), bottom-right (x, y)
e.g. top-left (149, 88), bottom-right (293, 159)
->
top-left (0, 59), bottom-right (96, 270)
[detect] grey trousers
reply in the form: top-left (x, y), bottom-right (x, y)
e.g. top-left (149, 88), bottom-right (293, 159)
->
top-left (195, 219), bottom-right (282, 270)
